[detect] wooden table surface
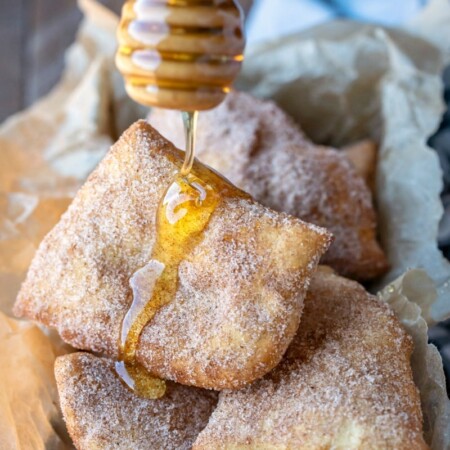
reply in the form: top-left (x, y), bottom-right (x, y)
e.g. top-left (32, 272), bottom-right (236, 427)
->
top-left (0, 0), bottom-right (253, 125)
top-left (0, 0), bottom-right (123, 124)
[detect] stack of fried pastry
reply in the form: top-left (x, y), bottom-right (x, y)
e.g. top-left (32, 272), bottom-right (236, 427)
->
top-left (14, 93), bottom-right (427, 449)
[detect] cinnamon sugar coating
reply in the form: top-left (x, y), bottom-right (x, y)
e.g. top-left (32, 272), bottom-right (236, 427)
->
top-left (193, 268), bottom-right (427, 450)
top-left (150, 91), bottom-right (388, 280)
top-left (55, 353), bottom-right (218, 450)
top-left (14, 121), bottom-right (331, 390)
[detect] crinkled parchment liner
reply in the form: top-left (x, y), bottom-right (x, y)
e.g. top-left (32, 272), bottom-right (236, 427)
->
top-left (0, 0), bottom-right (449, 448)
top-left (380, 270), bottom-right (450, 449)
top-left (0, 312), bottom-right (72, 449)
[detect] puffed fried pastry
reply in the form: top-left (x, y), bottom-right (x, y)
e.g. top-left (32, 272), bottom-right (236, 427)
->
top-left (343, 139), bottom-right (378, 194)
top-left (150, 91), bottom-right (388, 280)
top-left (55, 352), bottom-right (218, 450)
top-left (193, 268), bottom-right (427, 449)
top-left (14, 121), bottom-right (332, 390)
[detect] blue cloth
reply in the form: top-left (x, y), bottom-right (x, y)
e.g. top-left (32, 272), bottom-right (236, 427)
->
top-left (246, 0), bottom-right (428, 44)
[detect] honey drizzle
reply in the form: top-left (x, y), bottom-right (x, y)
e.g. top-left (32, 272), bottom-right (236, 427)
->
top-left (181, 111), bottom-right (198, 175)
top-left (115, 112), bottom-right (247, 398)
top-left (114, 0), bottom-right (245, 399)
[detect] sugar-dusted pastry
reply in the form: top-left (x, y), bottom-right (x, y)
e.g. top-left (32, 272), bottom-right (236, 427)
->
top-left (14, 121), bottom-right (331, 390)
top-left (55, 352), bottom-right (218, 450)
top-left (150, 91), bottom-right (388, 280)
top-left (343, 139), bottom-right (378, 194)
top-left (193, 268), bottom-right (427, 450)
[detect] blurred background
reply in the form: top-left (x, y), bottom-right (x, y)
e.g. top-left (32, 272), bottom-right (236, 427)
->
top-left (0, 0), bottom-right (430, 124)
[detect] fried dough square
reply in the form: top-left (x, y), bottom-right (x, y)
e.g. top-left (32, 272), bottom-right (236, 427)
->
top-left (193, 268), bottom-right (427, 449)
top-left (55, 352), bottom-right (218, 450)
top-left (15, 121), bottom-right (331, 389)
top-left (150, 91), bottom-right (388, 280)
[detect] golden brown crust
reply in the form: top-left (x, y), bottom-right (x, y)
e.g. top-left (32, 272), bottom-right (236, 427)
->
top-left (150, 91), bottom-right (388, 280)
top-left (343, 139), bottom-right (378, 194)
top-left (14, 120), bottom-right (331, 390)
top-left (193, 268), bottom-right (427, 450)
top-left (55, 353), bottom-right (218, 450)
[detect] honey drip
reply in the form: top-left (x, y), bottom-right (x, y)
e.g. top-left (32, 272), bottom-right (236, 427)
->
top-left (115, 172), bottom-right (219, 398)
top-left (181, 111), bottom-right (198, 175)
top-left (115, 113), bottom-right (247, 398)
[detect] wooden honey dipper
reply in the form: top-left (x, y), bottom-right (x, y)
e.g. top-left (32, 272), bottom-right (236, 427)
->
top-left (116, 0), bottom-right (245, 112)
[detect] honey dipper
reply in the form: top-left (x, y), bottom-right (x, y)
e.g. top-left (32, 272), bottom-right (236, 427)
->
top-left (116, 0), bottom-right (245, 112)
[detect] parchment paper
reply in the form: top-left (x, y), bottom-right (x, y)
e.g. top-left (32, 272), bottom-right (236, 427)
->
top-left (380, 270), bottom-right (450, 450)
top-left (0, 0), bottom-right (449, 448)
top-left (0, 312), bottom-right (71, 449)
